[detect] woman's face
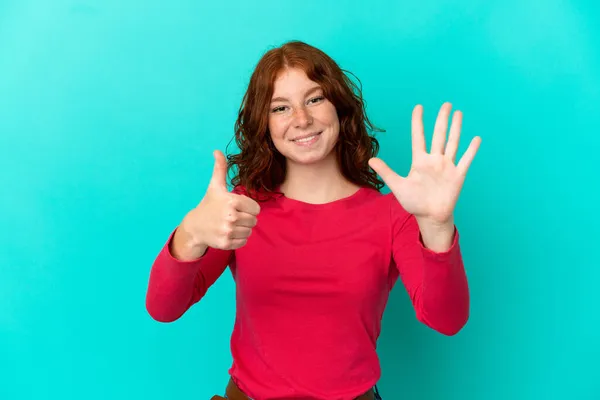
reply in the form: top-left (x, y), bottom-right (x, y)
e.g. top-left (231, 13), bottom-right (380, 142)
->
top-left (268, 67), bottom-right (340, 166)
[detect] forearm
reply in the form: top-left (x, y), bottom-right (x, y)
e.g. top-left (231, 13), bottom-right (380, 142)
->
top-left (406, 216), bottom-right (469, 335)
top-left (146, 225), bottom-right (232, 322)
top-left (417, 249), bottom-right (469, 336)
top-left (391, 199), bottom-right (470, 335)
top-left (146, 233), bottom-right (204, 323)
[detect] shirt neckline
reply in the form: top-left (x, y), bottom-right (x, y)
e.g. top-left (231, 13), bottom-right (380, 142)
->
top-left (274, 185), bottom-right (371, 210)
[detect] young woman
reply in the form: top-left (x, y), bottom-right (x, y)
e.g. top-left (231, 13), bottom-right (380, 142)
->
top-left (146, 40), bottom-right (481, 400)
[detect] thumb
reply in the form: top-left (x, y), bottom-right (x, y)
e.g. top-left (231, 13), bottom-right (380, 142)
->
top-left (208, 150), bottom-right (228, 191)
top-left (368, 157), bottom-right (402, 188)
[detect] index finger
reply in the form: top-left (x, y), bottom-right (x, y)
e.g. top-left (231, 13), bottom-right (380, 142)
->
top-left (234, 194), bottom-right (261, 215)
top-left (411, 105), bottom-right (426, 155)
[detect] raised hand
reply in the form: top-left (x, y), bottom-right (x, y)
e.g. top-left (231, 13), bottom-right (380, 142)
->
top-left (173, 150), bottom-right (261, 260)
top-left (368, 103), bottom-right (480, 250)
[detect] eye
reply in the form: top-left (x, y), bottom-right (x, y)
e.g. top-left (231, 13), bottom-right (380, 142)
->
top-left (271, 105), bottom-right (287, 113)
top-left (308, 96), bottom-right (324, 105)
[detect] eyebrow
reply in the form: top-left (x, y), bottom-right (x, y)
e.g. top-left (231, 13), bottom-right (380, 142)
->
top-left (270, 86), bottom-right (322, 103)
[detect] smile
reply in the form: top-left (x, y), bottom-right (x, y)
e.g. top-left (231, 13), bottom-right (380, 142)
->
top-left (291, 131), bottom-right (322, 146)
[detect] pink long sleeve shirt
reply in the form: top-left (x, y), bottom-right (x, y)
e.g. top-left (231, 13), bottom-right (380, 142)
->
top-left (146, 186), bottom-right (469, 399)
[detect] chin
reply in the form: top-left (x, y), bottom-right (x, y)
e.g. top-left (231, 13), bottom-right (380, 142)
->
top-left (289, 156), bottom-right (325, 165)
top-left (285, 149), bottom-right (337, 166)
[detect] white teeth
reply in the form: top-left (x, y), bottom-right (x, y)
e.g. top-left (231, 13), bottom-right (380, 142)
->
top-left (293, 133), bottom-right (320, 143)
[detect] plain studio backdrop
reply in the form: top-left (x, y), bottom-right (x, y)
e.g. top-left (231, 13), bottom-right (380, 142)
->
top-left (1, 1), bottom-right (598, 399)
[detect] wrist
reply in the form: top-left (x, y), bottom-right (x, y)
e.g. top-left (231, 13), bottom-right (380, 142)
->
top-left (171, 219), bottom-right (208, 261)
top-left (179, 215), bottom-right (205, 247)
top-left (416, 217), bottom-right (455, 253)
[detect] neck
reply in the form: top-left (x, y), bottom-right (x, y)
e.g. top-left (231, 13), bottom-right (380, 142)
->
top-left (280, 155), bottom-right (359, 204)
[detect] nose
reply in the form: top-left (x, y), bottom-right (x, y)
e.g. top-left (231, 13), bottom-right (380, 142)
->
top-left (293, 106), bottom-right (313, 129)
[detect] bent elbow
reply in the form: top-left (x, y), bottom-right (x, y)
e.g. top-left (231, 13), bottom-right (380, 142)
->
top-left (438, 319), bottom-right (468, 336)
top-left (417, 309), bottom-right (469, 336)
top-left (145, 294), bottom-right (183, 323)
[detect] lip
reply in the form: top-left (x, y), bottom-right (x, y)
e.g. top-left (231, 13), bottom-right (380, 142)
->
top-left (290, 131), bottom-right (323, 141)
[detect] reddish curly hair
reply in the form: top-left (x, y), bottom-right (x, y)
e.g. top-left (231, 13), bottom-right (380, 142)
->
top-left (226, 40), bottom-right (385, 201)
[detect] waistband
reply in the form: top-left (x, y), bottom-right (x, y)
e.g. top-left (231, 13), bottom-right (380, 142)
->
top-left (210, 378), bottom-right (378, 400)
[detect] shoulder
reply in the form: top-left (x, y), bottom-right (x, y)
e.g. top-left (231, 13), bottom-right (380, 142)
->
top-left (362, 187), bottom-right (403, 208)
top-left (344, 187), bottom-right (403, 221)
top-left (379, 190), bottom-right (413, 227)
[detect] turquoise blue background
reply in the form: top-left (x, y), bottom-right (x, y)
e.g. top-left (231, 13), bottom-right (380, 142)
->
top-left (1, 1), bottom-right (599, 399)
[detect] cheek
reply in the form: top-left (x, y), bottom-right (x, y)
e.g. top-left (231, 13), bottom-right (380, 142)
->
top-left (318, 103), bottom-right (340, 126)
top-left (268, 117), bottom-right (287, 140)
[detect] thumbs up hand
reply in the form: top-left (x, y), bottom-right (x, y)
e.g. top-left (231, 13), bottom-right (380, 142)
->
top-left (172, 150), bottom-right (261, 260)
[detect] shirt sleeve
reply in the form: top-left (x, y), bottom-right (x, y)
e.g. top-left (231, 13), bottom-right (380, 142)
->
top-left (389, 195), bottom-right (470, 335)
top-left (145, 228), bottom-right (233, 322)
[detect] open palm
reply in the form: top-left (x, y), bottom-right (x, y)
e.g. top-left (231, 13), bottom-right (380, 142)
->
top-left (369, 102), bottom-right (481, 225)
